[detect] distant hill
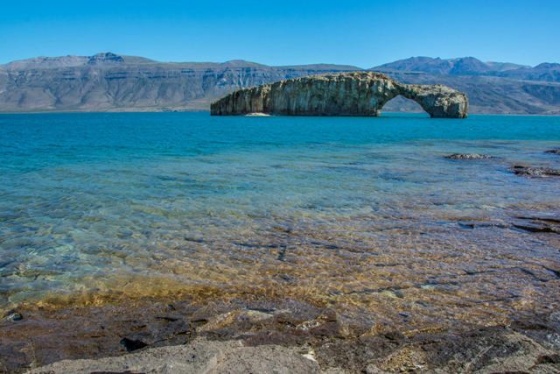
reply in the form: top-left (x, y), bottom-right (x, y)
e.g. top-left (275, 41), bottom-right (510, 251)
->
top-left (373, 56), bottom-right (529, 76)
top-left (372, 56), bottom-right (560, 114)
top-left (0, 53), bottom-right (559, 114)
top-left (0, 52), bottom-right (360, 112)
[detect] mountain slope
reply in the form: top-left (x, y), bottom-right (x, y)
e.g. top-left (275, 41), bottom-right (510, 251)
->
top-left (373, 56), bottom-right (529, 76)
top-left (0, 53), bottom-right (360, 112)
top-left (0, 53), bottom-right (559, 114)
top-left (373, 57), bottom-right (560, 114)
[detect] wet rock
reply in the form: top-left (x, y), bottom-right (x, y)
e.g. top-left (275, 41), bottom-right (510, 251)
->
top-left (512, 216), bottom-right (560, 234)
top-left (0, 301), bottom-right (203, 371)
top-left (277, 245), bottom-right (287, 261)
top-left (365, 364), bottom-right (390, 373)
top-left (4, 310), bottom-right (23, 322)
top-left (296, 320), bottom-right (324, 332)
top-left (239, 309), bottom-right (276, 323)
top-left (31, 338), bottom-right (325, 374)
top-left (513, 223), bottom-right (560, 234)
top-left (445, 153), bottom-right (493, 160)
top-left (315, 335), bottom-right (401, 373)
top-left (545, 149), bottom-right (560, 155)
top-left (458, 221), bottom-right (508, 229)
top-left (183, 236), bottom-right (204, 243)
top-left (120, 337), bottom-right (148, 352)
top-left (242, 330), bottom-right (305, 347)
top-left (511, 165), bottom-right (560, 177)
top-left (383, 331), bottom-right (405, 341)
top-left (549, 312), bottom-right (560, 330)
top-left (537, 353), bottom-right (560, 364)
top-left (5, 296), bottom-right (560, 373)
top-left (376, 345), bottom-right (429, 372)
top-left (196, 308), bottom-right (281, 337)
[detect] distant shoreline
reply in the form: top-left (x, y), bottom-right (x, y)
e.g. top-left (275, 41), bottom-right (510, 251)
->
top-left (1, 109), bottom-right (560, 116)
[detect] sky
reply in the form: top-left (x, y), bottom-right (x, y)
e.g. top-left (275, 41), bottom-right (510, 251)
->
top-left (1, 0), bottom-right (559, 68)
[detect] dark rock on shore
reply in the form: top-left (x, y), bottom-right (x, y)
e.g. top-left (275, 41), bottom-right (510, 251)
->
top-left (511, 165), bottom-right (560, 177)
top-left (512, 215), bottom-right (560, 234)
top-left (2, 295), bottom-right (558, 373)
top-left (211, 72), bottom-right (468, 118)
top-left (445, 153), bottom-right (493, 160)
top-left (0, 301), bottom-right (200, 373)
top-left (120, 337), bottom-right (149, 352)
top-left (4, 310), bottom-right (23, 322)
top-left (458, 221), bottom-right (509, 230)
top-left (24, 317), bottom-right (560, 374)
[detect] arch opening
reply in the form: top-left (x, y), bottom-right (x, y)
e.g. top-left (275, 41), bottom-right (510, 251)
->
top-left (379, 95), bottom-right (429, 117)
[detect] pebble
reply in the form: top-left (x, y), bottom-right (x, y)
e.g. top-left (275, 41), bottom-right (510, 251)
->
top-left (5, 311), bottom-right (23, 322)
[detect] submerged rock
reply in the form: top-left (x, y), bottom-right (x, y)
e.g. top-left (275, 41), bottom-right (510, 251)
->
top-left (4, 310), bottom-right (23, 322)
top-left (512, 216), bottom-right (560, 234)
top-left (545, 149), bottom-right (560, 155)
top-left (445, 153), bottom-right (493, 160)
top-left (211, 72), bottom-right (468, 118)
top-left (511, 165), bottom-right (560, 177)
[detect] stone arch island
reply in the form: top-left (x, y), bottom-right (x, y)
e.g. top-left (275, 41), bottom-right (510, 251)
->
top-left (211, 72), bottom-right (468, 118)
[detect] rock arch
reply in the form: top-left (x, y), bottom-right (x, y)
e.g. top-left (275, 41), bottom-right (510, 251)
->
top-left (211, 72), bottom-right (468, 118)
top-left (380, 94), bottom-right (427, 114)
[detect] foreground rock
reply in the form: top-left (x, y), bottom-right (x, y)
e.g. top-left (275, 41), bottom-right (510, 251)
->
top-left (25, 327), bottom-right (560, 374)
top-left (211, 72), bottom-right (468, 118)
top-left (512, 215), bottom-right (560, 234)
top-left (9, 298), bottom-right (560, 374)
top-left (26, 338), bottom-right (321, 374)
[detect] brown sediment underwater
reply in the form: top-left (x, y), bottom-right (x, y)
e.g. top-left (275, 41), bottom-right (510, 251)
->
top-left (2, 212), bottom-right (560, 372)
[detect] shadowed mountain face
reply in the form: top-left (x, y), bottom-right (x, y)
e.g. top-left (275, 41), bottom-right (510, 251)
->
top-left (0, 53), bottom-right (559, 114)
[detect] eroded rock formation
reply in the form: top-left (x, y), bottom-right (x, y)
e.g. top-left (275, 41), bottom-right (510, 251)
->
top-left (211, 72), bottom-right (468, 118)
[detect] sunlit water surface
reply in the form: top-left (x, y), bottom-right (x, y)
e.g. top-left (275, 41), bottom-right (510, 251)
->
top-left (1, 112), bottom-right (559, 331)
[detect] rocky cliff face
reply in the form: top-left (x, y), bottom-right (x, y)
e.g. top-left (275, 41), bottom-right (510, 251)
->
top-left (210, 72), bottom-right (468, 118)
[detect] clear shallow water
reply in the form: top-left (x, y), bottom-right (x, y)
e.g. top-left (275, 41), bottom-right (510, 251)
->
top-left (1, 112), bottom-right (559, 330)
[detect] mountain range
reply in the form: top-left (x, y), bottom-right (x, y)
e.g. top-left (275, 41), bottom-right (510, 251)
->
top-left (1, 53), bottom-right (559, 114)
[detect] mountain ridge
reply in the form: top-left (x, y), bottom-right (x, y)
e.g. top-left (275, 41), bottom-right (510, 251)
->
top-left (0, 53), bottom-right (559, 114)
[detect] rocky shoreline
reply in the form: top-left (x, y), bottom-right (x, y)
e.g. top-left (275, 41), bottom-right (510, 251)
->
top-left (2, 148), bottom-right (559, 373)
top-left (2, 295), bottom-right (559, 373)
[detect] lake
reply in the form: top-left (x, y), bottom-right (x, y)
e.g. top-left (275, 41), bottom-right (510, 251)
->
top-left (1, 112), bottom-right (559, 333)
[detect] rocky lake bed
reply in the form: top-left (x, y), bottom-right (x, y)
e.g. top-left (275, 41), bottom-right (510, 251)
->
top-left (0, 113), bottom-right (559, 373)
top-left (2, 291), bottom-right (560, 373)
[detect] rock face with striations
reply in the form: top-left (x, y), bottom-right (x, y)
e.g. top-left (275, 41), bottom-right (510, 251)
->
top-left (210, 72), bottom-right (468, 118)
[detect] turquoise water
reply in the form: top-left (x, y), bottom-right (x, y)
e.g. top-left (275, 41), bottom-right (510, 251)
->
top-left (1, 112), bottom-right (559, 324)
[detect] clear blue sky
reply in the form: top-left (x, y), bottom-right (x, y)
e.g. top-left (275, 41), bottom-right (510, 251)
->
top-left (1, 0), bottom-right (558, 67)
